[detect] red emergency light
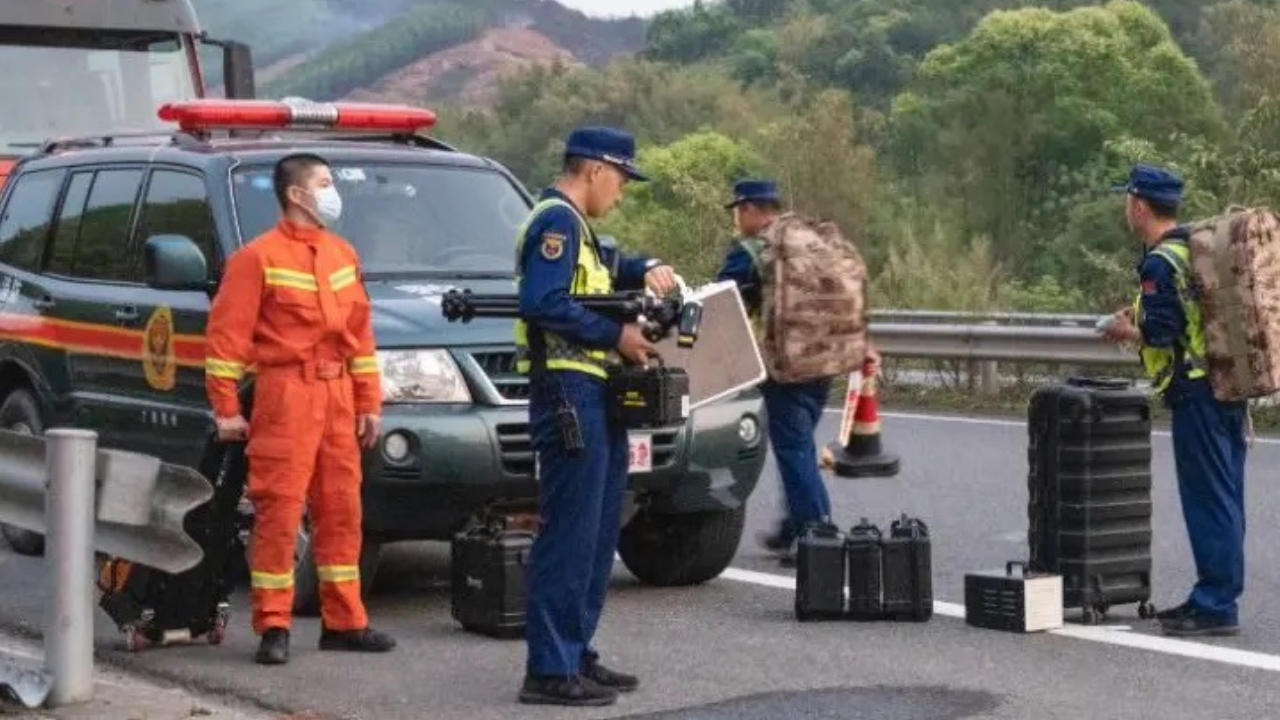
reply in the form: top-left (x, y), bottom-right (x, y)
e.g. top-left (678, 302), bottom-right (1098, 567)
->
top-left (156, 98), bottom-right (437, 134)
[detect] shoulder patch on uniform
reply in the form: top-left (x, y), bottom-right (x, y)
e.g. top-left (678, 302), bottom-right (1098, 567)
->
top-left (540, 232), bottom-right (566, 261)
top-left (1141, 279), bottom-right (1157, 294)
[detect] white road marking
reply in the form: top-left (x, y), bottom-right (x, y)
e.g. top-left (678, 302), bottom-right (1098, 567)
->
top-left (821, 408), bottom-right (1280, 446)
top-left (720, 567), bottom-right (1280, 673)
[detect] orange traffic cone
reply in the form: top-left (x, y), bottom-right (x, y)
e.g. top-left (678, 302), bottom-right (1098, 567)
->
top-left (825, 359), bottom-right (899, 478)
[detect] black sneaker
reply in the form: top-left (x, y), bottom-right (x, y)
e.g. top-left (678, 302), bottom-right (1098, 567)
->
top-left (757, 529), bottom-right (793, 554)
top-left (1154, 601), bottom-right (1193, 622)
top-left (582, 658), bottom-right (638, 692)
top-left (254, 628), bottom-right (289, 665)
top-left (319, 626), bottom-right (397, 652)
top-left (1160, 611), bottom-right (1240, 637)
top-left (777, 539), bottom-right (799, 568)
top-left (518, 674), bottom-right (617, 707)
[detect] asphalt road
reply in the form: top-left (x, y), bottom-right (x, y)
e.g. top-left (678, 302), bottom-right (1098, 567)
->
top-left (1, 410), bottom-right (1278, 719)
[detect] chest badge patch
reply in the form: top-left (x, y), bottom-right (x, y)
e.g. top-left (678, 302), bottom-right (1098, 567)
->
top-left (143, 306), bottom-right (177, 391)
top-left (540, 232), bottom-right (566, 261)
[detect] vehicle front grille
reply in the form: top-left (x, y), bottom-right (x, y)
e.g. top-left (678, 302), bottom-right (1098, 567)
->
top-left (495, 423), bottom-right (680, 478)
top-left (380, 466), bottom-right (420, 482)
top-left (470, 350), bottom-right (529, 402)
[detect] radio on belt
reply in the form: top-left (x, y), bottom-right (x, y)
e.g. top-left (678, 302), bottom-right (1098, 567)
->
top-left (440, 287), bottom-right (703, 430)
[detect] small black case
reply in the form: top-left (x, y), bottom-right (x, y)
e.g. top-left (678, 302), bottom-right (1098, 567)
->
top-left (451, 518), bottom-right (533, 639)
top-left (608, 358), bottom-right (690, 429)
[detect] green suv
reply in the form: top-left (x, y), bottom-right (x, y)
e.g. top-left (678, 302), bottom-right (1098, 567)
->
top-left (0, 124), bottom-right (768, 612)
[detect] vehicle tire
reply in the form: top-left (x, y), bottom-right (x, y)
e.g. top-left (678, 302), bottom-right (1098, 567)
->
top-left (0, 389), bottom-right (45, 557)
top-left (290, 511), bottom-right (383, 618)
top-left (617, 505), bottom-right (746, 587)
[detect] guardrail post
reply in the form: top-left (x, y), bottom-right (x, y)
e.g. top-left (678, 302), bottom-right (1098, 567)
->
top-left (43, 428), bottom-right (97, 707)
top-left (980, 360), bottom-right (999, 395)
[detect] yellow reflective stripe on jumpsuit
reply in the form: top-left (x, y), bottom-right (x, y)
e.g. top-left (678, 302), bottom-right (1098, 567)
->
top-left (513, 198), bottom-right (614, 379)
top-left (1131, 240), bottom-right (1207, 393)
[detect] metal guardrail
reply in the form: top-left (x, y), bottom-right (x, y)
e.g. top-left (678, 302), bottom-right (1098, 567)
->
top-left (0, 429), bottom-right (212, 709)
top-left (870, 309), bottom-right (1100, 327)
top-left (868, 320), bottom-right (1136, 365)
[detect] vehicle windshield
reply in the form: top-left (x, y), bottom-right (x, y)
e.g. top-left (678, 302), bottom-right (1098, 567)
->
top-left (0, 27), bottom-right (196, 153)
top-left (232, 162), bottom-right (530, 278)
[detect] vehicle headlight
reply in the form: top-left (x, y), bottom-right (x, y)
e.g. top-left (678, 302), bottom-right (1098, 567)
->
top-left (377, 349), bottom-right (471, 403)
top-left (738, 416), bottom-right (761, 446)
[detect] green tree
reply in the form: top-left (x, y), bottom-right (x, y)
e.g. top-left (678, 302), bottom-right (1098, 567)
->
top-left (442, 59), bottom-right (792, 189)
top-left (888, 0), bottom-right (1223, 269)
top-left (599, 131), bottom-right (765, 282)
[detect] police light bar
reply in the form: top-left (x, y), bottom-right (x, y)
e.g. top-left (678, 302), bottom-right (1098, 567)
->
top-left (156, 98), bottom-right (437, 134)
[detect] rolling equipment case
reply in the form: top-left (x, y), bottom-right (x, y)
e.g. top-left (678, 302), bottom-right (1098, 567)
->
top-left (96, 439), bottom-right (247, 651)
top-left (1027, 376), bottom-right (1156, 624)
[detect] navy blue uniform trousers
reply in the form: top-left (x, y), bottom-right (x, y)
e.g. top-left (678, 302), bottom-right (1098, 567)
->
top-left (1169, 382), bottom-right (1248, 621)
top-left (761, 378), bottom-right (833, 540)
top-left (525, 370), bottom-right (627, 676)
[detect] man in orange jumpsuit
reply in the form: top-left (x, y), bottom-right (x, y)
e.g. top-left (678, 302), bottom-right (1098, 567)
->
top-left (205, 152), bottom-right (396, 665)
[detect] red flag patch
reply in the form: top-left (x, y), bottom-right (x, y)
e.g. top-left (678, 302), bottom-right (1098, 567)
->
top-left (1141, 280), bottom-right (1157, 294)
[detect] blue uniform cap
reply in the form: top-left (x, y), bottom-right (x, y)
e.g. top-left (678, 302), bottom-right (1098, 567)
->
top-left (564, 126), bottom-right (648, 182)
top-left (1111, 163), bottom-right (1184, 205)
top-left (725, 178), bottom-right (782, 209)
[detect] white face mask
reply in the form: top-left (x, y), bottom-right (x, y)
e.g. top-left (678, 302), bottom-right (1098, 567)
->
top-left (311, 186), bottom-right (343, 226)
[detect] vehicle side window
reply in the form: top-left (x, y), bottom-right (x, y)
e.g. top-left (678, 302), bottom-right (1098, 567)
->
top-left (62, 169), bottom-right (144, 283)
top-left (47, 172), bottom-right (93, 277)
top-left (135, 170), bottom-right (218, 275)
top-left (0, 169), bottom-right (65, 272)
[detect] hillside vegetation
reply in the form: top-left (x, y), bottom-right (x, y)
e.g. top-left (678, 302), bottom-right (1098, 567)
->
top-left (194, 0), bottom-right (645, 98)
top-left (194, 0), bottom-right (1280, 315)
top-left (436, 0), bottom-right (1280, 314)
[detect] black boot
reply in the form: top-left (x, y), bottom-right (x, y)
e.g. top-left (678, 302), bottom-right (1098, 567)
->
top-left (319, 626), bottom-right (397, 652)
top-left (255, 628), bottom-right (289, 665)
top-left (518, 674), bottom-right (617, 707)
top-left (582, 657), bottom-right (639, 692)
top-left (1160, 610), bottom-right (1240, 637)
top-left (1154, 601), bottom-right (1193, 622)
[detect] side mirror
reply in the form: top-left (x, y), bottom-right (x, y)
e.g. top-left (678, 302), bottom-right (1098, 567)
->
top-left (145, 235), bottom-right (208, 292)
top-left (222, 40), bottom-right (255, 100)
top-left (199, 38), bottom-right (255, 100)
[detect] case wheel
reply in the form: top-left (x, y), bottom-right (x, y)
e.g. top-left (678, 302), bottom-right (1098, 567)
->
top-left (207, 602), bottom-right (231, 645)
top-left (1138, 602), bottom-right (1156, 620)
top-left (124, 626), bottom-right (152, 653)
top-left (1081, 608), bottom-right (1101, 625)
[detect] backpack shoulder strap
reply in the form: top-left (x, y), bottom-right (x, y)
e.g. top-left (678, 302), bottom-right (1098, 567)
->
top-left (739, 237), bottom-right (764, 269)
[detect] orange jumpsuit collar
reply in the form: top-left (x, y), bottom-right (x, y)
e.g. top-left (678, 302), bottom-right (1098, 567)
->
top-left (277, 217), bottom-right (327, 244)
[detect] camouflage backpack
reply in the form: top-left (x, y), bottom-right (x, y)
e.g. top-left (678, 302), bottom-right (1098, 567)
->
top-left (741, 212), bottom-right (869, 384)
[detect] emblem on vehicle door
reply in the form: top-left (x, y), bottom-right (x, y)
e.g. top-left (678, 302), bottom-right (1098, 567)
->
top-left (142, 306), bottom-right (176, 391)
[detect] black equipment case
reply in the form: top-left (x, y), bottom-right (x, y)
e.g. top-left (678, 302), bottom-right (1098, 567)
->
top-left (607, 358), bottom-right (690, 430)
top-left (965, 561), bottom-right (1064, 633)
top-left (844, 519), bottom-right (883, 621)
top-left (1027, 376), bottom-right (1156, 624)
top-left (97, 439), bottom-right (247, 651)
top-left (881, 515), bottom-right (933, 622)
top-left (795, 522), bottom-right (847, 621)
top-left (451, 519), bottom-right (534, 638)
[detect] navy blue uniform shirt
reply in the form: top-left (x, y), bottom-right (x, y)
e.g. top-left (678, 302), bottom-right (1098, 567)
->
top-left (517, 188), bottom-right (653, 350)
top-left (1138, 225), bottom-right (1207, 397)
top-left (716, 239), bottom-right (762, 314)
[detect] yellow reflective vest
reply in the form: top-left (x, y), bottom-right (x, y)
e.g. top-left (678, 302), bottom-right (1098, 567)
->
top-left (514, 197), bottom-right (616, 379)
top-left (1132, 240), bottom-right (1208, 394)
